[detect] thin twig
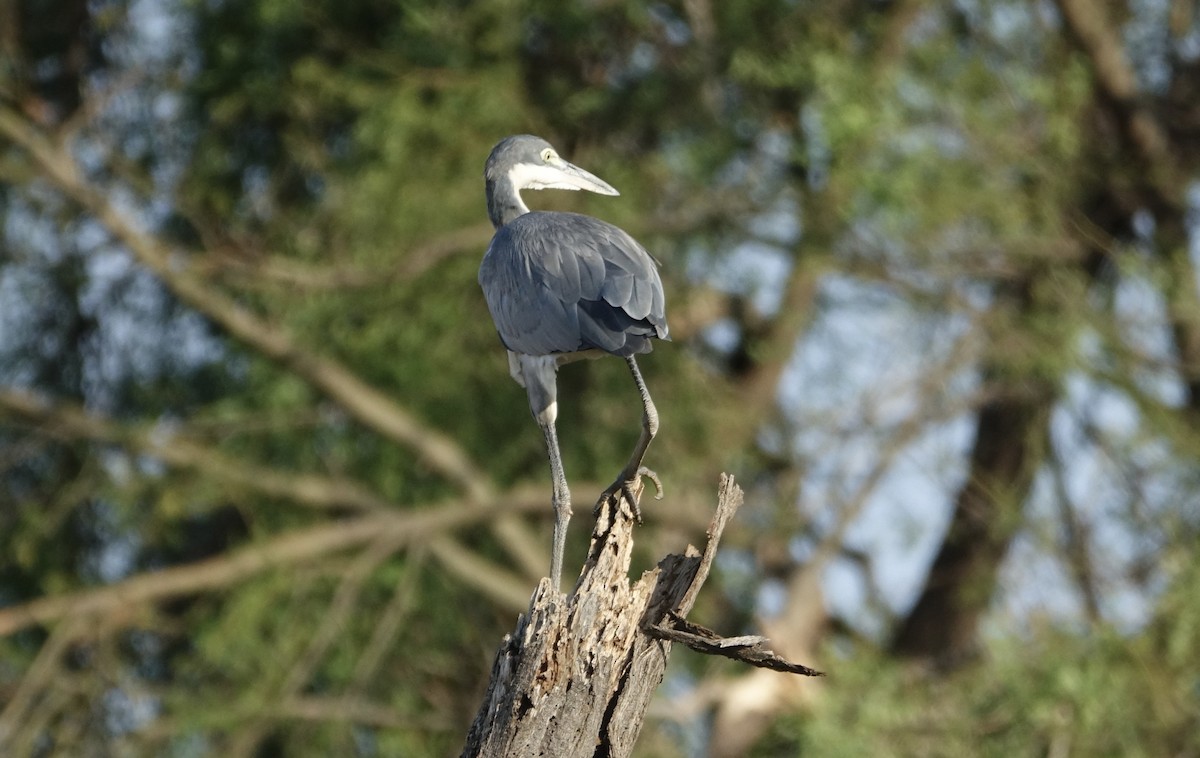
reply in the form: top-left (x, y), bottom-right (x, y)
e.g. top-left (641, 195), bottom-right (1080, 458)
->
top-left (645, 612), bottom-right (823, 677)
top-left (0, 617), bottom-right (88, 750)
top-left (226, 535), bottom-right (407, 758)
top-left (348, 547), bottom-right (428, 693)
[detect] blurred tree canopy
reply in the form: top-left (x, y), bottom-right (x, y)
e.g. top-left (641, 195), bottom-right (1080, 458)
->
top-left (1, 0), bottom-right (1198, 755)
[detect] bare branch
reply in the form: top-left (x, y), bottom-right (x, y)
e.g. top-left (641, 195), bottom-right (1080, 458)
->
top-left (195, 223), bottom-right (494, 292)
top-left (0, 491), bottom-right (545, 637)
top-left (429, 536), bottom-right (537, 613)
top-left (0, 388), bottom-right (393, 513)
top-left (0, 617), bottom-right (89, 750)
top-left (645, 612), bottom-right (822, 676)
top-left (0, 104), bottom-right (491, 501)
top-left (226, 535), bottom-right (406, 758)
top-left (274, 696), bottom-right (450, 730)
top-left (1054, 0), bottom-right (1175, 181)
top-left (348, 547), bottom-right (428, 693)
top-left (1048, 444), bottom-right (1102, 623)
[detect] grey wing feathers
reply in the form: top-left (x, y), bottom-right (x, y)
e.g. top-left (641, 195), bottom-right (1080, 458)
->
top-left (479, 212), bottom-right (668, 357)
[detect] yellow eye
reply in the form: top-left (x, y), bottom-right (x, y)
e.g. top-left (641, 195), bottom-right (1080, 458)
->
top-left (541, 148), bottom-right (555, 162)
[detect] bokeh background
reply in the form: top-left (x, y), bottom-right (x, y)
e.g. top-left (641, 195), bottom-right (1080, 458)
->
top-left (2, 0), bottom-right (1199, 755)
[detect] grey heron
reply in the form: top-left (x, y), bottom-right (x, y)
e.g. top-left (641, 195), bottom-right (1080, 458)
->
top-left (478, 135), bottom-right (669, 589)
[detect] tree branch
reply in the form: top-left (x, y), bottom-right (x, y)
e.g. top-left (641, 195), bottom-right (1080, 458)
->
top-left (0, 616), bottom-right (88, 750)
top-left (274, 696), bottom-right (441, 730)
top-left (195, 223), bottom-right (494, 292)
top-left (0, 491), bottom-right (545, 637)
top-left (0, 104), bottom-right (491, 501)
top-left (226, 534), bottom-right (406, 758)
top-left (428, 536), bottom-right (538, 613)
top-left (1054, 0), bottom-right (1173, 170)
top-left (1052, 1), bottom-right (1200, 415)
top-left (645, 612), bottom-right (822, 676)
top-left (0, 388), bottom-right (393, 513)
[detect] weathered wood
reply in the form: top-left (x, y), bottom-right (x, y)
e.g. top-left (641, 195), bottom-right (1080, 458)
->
top-left (462, 474), bottom-right (820, 758)
top-left (645, 612), bottom-right (824, 677)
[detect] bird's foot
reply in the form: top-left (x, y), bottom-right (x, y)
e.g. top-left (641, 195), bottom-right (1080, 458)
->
top-left (594, 466), bottom-right (663, 522)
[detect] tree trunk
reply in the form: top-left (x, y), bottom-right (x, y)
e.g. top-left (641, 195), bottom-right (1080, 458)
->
top-left (461, 474), bottom-right (819, 757)
top-left (891, 383), bottom-right (1052, 662)
top-left (893, 275), bottom-right (1057, 663)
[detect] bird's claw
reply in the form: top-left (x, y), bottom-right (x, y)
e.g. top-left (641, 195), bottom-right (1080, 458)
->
top-left (641, 467), bottom-right (664, 499)
top-left (594, 466), bottom-right (663, 523)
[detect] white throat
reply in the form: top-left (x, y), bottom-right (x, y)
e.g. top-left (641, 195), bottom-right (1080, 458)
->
top-left (507, 162), bottom-right (586, 192)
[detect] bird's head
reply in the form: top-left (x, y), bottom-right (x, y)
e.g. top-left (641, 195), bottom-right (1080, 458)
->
top-left (485, 135), bottom-right (619, 197)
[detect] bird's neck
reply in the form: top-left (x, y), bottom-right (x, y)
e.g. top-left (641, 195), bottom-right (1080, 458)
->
top-left (487, 177), bottom-right (531, 228)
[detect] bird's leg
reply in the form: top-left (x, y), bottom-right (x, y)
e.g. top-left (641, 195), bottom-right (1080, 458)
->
top-left (539, 415), bottom-right (571, 591)
top-left (518, 353), bottom-right (572, 591)
top-left (595, 356), bottom-right (663, 521)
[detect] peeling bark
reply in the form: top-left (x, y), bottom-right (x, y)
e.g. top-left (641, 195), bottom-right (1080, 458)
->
top-left (461, 474), bottom-right (820, 757)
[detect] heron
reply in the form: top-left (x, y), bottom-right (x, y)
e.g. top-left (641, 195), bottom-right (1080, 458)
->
top-left (478, 135), bottom-right (669, 589)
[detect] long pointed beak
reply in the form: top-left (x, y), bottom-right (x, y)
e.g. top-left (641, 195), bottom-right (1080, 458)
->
top-left (549, 158), bottom-right (620, 196)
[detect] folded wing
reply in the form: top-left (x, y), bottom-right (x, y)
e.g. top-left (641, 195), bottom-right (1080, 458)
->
top-left (479, 211), bottom-right (669, 358)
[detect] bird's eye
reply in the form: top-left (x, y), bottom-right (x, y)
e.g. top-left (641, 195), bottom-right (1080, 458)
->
top-left (541, 148), bottom-right (555, 163)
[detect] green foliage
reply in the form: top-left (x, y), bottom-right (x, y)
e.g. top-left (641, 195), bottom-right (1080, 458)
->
top-left (4, 0), bottom-right (1200, 755)
top-left (762, 600), bottom-right (1200, 758)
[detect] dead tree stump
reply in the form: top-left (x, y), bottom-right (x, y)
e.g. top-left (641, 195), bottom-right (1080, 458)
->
top-left (462, 474), bottom-right (820, 757)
